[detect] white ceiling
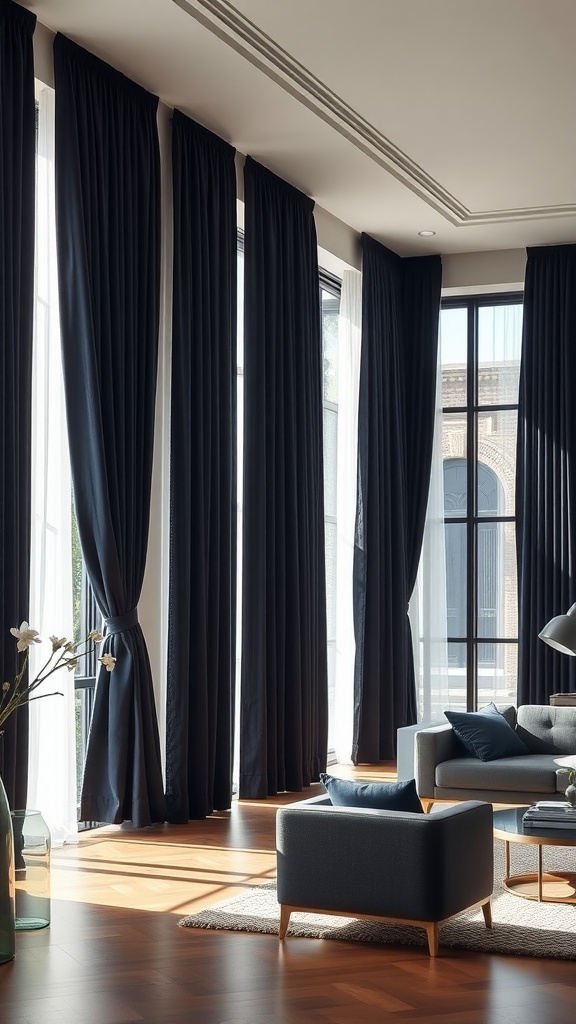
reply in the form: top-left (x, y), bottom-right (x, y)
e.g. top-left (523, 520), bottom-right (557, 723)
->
top-left (19, 0), bottom-right (576, 256)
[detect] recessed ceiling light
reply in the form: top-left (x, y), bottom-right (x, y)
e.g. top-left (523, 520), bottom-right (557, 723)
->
top-left (418, 229), bottom-right (436, 237)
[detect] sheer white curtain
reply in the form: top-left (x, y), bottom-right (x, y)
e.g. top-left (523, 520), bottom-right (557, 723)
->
top-left (409, 318), bottom-right (450, 721)
top-left (140, 102), bottom-right (173, 772)
top-left (27, 85), bottom-right (78, 846)
top-left (333, 268), bottom-right (362, 763)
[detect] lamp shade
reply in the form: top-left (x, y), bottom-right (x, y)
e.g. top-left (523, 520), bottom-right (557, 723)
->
top-left (538, 602), bottom-right (576, 656)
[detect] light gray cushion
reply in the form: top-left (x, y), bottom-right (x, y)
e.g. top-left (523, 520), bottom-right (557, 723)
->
top-left (516, 705), bottom-right (576, 754)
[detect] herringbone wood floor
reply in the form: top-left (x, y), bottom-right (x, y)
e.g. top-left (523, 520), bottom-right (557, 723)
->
top-left (1, 764), bottom-right (575, 1023)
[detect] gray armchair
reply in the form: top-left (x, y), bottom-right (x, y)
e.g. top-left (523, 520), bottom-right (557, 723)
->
top-left (276, 794), bottom-right (493, 956)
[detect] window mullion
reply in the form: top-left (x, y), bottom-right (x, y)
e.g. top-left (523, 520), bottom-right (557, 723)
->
top-left (466, 301), bottom-right (477, 710)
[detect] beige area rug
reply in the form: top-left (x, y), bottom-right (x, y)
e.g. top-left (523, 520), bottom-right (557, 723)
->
top-left (179, 840), bottom-right (576, 958)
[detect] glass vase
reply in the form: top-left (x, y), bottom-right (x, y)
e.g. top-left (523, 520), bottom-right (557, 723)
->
top-left (0, 776), bottom-right (15, 964)
top-left (10, 810), bottom-right (51, 930)
top-left (565, 783), bottom-right (576, 809)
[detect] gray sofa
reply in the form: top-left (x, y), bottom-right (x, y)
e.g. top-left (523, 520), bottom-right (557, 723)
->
top-left (415, 704), bottom-right (576, 809)
top-left (276, 794), bottom-right (493, 956)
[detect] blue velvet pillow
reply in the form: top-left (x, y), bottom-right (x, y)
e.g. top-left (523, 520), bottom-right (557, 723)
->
top-left (319, 774), bottom-right (423, 813)
top-left (444, 702), bottom-right (529, 761)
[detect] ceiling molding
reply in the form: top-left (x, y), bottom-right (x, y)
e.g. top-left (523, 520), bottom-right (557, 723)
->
top-left (171, 0), bottom-right (576, 227)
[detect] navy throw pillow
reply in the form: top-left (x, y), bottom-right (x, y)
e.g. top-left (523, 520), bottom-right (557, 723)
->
top-left (319, 774), bottom-right (423, 813)
top-left (444, 702), bottom-right (529, 761)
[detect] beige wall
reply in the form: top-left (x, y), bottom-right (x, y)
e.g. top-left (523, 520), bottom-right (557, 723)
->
top-left (442, 249), bottom-right (526, 295)
top-left (33, 22), bottom-right (54, 88)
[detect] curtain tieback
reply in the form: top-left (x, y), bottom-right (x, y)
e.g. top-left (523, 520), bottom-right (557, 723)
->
top-left (105, 609), bottom-right (139, 635)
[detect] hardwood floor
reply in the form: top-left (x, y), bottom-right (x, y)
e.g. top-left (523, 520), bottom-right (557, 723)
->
top-left (1, 764), bottom-right (575, 1023)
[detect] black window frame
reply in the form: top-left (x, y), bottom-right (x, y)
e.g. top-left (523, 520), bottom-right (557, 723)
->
top-left (74, 572), bottom-right (101, 830)
top-left (441, 291), bottom-right (523, 710)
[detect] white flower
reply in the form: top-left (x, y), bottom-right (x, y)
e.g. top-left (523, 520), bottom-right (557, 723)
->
top-left (10, 622), bottom-right (41, 652)
top-left (88, 630), bottom-right (104, 643)
top-left (1, 624), bottom-right (109, 734)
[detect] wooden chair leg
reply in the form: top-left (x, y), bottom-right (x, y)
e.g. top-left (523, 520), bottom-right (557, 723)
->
top-left (481, 899), bottom-right (493, 929)
top-left (425, 922), bottom-right (439, 957)
top-left (279, 905), bottom-right (291, 939)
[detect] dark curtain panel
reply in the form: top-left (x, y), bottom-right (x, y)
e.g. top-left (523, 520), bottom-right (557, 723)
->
top-left (401, 255), bottom-right (443, 700)
top-left (165, 111), bottom-right (237, 821)
top-left (54, 34), bottom-right (166, 827)
top-left (516, 243), bottom-right (576, 703)
top-left (0, 0), bottom-right (36, 808)
top-left (353, 235), bottom-right (441, 763)
top-left (240, 157), bottom-right (328, 799)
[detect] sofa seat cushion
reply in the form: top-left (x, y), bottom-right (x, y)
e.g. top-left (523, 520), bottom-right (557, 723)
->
top-left (436, 754), bottom-right (561, 794)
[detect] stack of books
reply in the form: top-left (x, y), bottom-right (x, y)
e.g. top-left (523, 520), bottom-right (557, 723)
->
top-left (522, 801), bottom-right (576, 829)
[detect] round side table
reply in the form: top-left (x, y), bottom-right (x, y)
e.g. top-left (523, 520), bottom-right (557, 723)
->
top-left (493, 806), bottom-right (576, 904)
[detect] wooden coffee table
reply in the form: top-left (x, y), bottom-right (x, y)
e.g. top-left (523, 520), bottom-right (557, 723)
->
top-left (493, 806), bottom-right (576, 904)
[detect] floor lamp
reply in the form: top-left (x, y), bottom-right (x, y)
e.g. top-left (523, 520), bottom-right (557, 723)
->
top-left (538, 603), bottom-right (576, 656)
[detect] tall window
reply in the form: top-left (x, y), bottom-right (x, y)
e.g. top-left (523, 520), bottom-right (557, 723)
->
top-left (32, 84), bottom-right (102, 836)
top-left (441, 296), bottom-right (522, 710)
top-left (320, 275), bottom-right (341, 757)
top-left (73, 528), bottom-right (100, 825)
top-left (29, 84), bottom-right (78, 843)
top-left (233, 237), bottom-right (244, 791)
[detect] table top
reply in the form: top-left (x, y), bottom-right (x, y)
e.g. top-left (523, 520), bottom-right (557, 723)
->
top-left (493, 806), bottom-right (576, 846)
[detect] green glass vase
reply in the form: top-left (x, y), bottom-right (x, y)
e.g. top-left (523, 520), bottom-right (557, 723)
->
top-left (0, 776), bottom-right (15, 964)
top-left (11, 810), bottom-right (50, 929)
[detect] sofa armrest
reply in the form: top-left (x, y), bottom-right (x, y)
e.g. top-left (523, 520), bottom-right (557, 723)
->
top-left (415, 723), bottom-right (459, 799)
top-left (276, 800), bottom-right (493, 922)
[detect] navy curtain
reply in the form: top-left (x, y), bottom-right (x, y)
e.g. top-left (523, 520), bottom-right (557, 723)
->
top-left (516, 243), bottom-right (576, 703)
top-left (401, 254), bottom-right (443, 701)
top-left (353, 235), bottom-right (441, 763)
top-left (0, 0), bottom-right (36, 808)
top-left (54, 35), bottom-right (166, 826)
top-left (240, 157), bottom-right (328, 799)
top-left (165, 111), bottom-right (237, 821)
